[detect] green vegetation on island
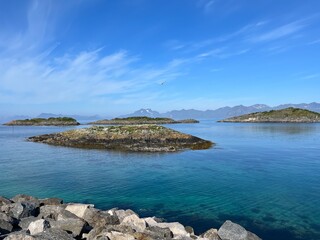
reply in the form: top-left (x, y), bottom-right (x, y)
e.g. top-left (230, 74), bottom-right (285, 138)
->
top-left (4, 117), bottom-right (80, 126)
top-left (89, 116), bottom-right (199, 125)
top-left (28, 124), bottom-right (212, 152)
top-left (219, 107), bottom-right (320, 123)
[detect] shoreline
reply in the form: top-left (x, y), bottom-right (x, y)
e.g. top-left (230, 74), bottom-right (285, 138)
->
top-left (0, 194), bottom-right (261, 240)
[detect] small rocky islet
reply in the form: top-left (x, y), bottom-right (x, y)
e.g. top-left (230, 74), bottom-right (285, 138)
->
top-left (28, 125), bottom-right (213, 152)
top-left (89, 116), bottom-right (199, 125)
top-left (0, 194), bottom-right (261, 240)
top-left (3, 117), bottom-right (80, 126)
top-left (218, 107), bottom-right (320, 123)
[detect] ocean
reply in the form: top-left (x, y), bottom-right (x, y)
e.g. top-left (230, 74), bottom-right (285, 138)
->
top-left (0, 121), bottom-right (319, 239)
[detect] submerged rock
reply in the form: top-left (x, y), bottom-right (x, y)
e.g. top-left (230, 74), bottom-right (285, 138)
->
top-left (28, 125), bottom-right (213, 152)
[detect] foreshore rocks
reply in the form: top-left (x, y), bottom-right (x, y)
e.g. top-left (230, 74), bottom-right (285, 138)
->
top-left (0, 194), bottom-right (262, 240)
top-left (28, 125), bottom-right (213, 152)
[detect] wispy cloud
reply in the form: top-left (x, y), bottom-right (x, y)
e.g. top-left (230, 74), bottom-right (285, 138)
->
top-left (249, 20), bottom-right (307, 43)
top-left (300, 74), bottom-right (320, 80)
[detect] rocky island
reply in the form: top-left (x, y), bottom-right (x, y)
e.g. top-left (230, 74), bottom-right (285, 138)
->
top-left (0, 194), bottom-right (261, 240)
top-left (218, 107), bottom-right (320, 123)
top-left (4, 117), bottom-right (80, 126)
top-left (89, 116), bottom-right (199, 125)
top-left (28, 125), bottom-right (212, 152)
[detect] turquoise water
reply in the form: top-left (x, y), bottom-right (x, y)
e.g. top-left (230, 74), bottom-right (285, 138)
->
top-left (0, 121), bottom-right (319, 239)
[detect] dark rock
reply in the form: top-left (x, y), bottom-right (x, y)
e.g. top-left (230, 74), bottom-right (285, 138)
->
top-left (18, 216), bottom-right (40, 230)
top-left (185, 226), bottom-right (194, 235)
top-left (218, 220), bottom-right (261, 240)
top-left (145, 225), bottom-right (173, 239)
top-left (115, 209), bottom-right (137, 223)
top-left (0, 197), bottom-right (12, 207)
top-left (48, 218), bottom-right (86, 238)
top-left (38, 205), bottom-right (65, 220)
top-left (201, 228), bottom-right (221, 240)
top-left (82, 208), bottom-right (119, 229)
top-left (1, 202), bottom-right (38, 219)
top-left (0, 219), bottom-right (13, 235)
top-left (39, 198), bottom-right (63, 206)
top-left (34, 228), bottom-right (75, 239)
top-left (11, 195), bottom-right (39, 206)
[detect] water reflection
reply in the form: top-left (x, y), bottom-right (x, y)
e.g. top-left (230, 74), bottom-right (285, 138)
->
top-left (235, 123), bottom-right (318, 135)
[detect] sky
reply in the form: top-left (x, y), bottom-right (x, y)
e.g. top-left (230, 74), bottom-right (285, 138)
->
top-left (0, 0), bottom-right (320, 116)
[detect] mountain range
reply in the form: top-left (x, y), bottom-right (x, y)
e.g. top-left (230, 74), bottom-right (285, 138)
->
top-left (120, 102), bottom-right (320, 120)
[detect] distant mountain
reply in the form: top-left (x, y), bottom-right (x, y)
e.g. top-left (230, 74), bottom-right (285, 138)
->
top-left (120, 108), bottom-right (162, 118)
top-left (37, 113), bottom-right (101, 121)
top-left (121, 102), bottom-right (320, 120)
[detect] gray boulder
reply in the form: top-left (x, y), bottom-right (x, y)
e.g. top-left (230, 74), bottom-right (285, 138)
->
top-left (65, 204), bottom-right (93, 219)
top-left (39, 198), bottom-right (63, 206)
top-left (202, 228), bottom-right (221, 240)
top-left (11, 195), bottom-right (40, 206)
top-left (1, 202), bottom-right (38, 219)
top-left (0, 219), bottom-right (14, 234)
top-left (82, 207), bottom-right (119, 229)
top-left (49, 218), bottom-right (86, 238)
top-left (18, 216), bottom-right (40, 230)
top-left (38, 205), bottom-right (65, 220)
top-left (34, 228), bottom-right (75, 240)
top-left (104, 231), bottom-right (135, 240)
top-left (28, 219), bottom-right (50, 235)
top-left (115, 209), bottom-right (138, 223)
top-left (120, 214), bottom-right (146, 232)
top-left (145, 225), bottom-right (173, 239)
top-left (0, 197), bottom-right (12, 206)
top-left (218, 221), bottom-right (261, 240)
top-left (4, 231), bottom-right (36, 240)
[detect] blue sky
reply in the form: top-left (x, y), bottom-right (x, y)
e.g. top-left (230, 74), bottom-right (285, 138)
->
top-left (0, 0), bottom-right (320, 116)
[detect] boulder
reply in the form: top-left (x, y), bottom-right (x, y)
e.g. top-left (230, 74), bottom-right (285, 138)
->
top-left (144, 217), bottom-right (158, 227)
top-left (145, 225), bottom-right (173, 239)
top-left (121, 214), bottom-right (146, 232)
top-left (18, 216), bottom-right (40, 230)
top-left (1, 202), bottom-right (38, 219)
top-left (105, 231), bottom-right (135, 240)
top-left (115, 209), bottom-right (138, 223)
top-left (49, 218), bottom-right (86, 238)
top-left (34, 228), bottom-right (75, 240)
top-left (39, 198), bottom-right (63, 206)
top-left (4, 231), bottom-right (36, 240)
top-left (185, 226), bottom-right (194, 235)
top-left (65, 204), bottom-right (93, 219)
top-left (0, 219), bottom-right (14, 234)
top-left (28, 219), bottom-right (50, 235)
top-left (155, 222), bottom-right (189, 237)
top-left (202, 228), bottom-right (221, 240)
top-left (38, 205), bottom-right (65, 220)
top-left (218, 221), bottom-right (261, 240)
top-left (11, 195), bottom-right (40, 206)
top-left (0, 197), bottom-right (12, 206)
top-left (82, 208), bottom-right (119, 229)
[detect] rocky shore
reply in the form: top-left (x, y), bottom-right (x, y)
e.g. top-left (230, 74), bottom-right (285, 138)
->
top-left (4, 118), bottom-right (80, 126)
top-left (28, 125), bottom-right (212, 152)
top-left (219, 107), bottom-right (320, 123)
top-left (0, 194), bottom-right (261, 240)
top-left (89, 117), bottom-right (199, 125)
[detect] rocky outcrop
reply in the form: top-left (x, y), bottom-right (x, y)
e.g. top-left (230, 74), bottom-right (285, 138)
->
top-left (28, 125), bottom-right (213, 152)
top-left (3, 117), bottom-right (80, 126)
top-left (0, 194), bottom-right (261, 240)
top-left (219, 107), bottom-right (320, 123)
top-left (89, 116), bottom-right (199, 125)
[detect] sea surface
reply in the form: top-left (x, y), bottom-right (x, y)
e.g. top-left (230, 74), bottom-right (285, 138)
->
top-left (0, 121), bottom-right (319, 240)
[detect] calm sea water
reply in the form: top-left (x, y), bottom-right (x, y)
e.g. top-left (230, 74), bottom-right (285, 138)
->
top-left (0, 121), bottom-right (319, 240)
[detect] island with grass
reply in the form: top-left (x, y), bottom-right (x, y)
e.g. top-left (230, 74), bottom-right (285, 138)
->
top-left (4, 117), bottom-right (80, 126)
top-left (218, 107), bottom-right (320, 123)
top-left (28, 125), bottom-right (212, 152)
top-left (89, 116), bottom-right (199, 125)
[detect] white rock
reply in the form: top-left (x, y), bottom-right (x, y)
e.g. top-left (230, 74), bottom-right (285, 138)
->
top-left (144, 217), bottom-right (158, 226)
top-left (28, 219), bottom-right (50, 235)
top-left (121, 214), bottom-right (146, 232)
top-left (106, 231), bottom-right (135, 240)
top-left (65, 204), bottom-right (93, 219)
top-left (156, 222), bottom-right (189, 237)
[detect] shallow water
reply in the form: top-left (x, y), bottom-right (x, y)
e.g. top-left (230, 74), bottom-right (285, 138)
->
top-left (0, 121), bottom-right (319, 239)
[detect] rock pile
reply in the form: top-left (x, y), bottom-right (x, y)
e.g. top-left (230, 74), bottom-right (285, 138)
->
top-left (0, 195), bottom-right (261, 240)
